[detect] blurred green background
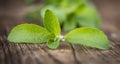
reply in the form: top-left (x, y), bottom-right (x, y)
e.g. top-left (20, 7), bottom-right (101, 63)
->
top-left (0, 0), bottom-right (120, 33)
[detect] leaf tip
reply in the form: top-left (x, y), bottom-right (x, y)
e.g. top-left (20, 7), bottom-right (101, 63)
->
top-left (45, 9), bottom-right (53, 15)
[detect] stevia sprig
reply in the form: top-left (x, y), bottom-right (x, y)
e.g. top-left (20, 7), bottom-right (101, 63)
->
top-left (7, 9), bottom-right (109, 50)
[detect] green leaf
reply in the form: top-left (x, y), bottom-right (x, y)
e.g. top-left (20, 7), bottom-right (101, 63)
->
top-left (74, 5), bottom-right (101, 28)
top-left (41, 6), bottom-right (67, 23)
top-left (64, 27), bottom-right (109, 50)
top-left (44, 9), bottom-right (61, 36)
top-left (8, 24), bottom-right (51, 43)
top-left (63, 19), bottom-right (76, 31)
top-left (47, 37), bottom-right (60, 49)
top-left (60, 0), bottom-right (86, 13)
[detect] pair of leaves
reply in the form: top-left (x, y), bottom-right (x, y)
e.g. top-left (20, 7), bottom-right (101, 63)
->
top-left (8, 9), bottom-right (109, 50)
top-left (44, 10), bottom-right (61, 49)
top-left (8, 10), bottom-right (61, 49)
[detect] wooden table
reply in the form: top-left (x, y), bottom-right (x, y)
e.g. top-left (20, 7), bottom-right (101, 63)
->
top-left (1, 21), bottom-right (120, 64)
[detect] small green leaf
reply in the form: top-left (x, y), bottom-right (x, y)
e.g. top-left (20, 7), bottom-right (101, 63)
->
top-left (8, 24), bottom-right (51, 43)
top-left (47, 37), bottom-right (60, 49)
top-left (60, 0), bottom-right (86, 13)
top-left (63, 19), bottom-right (76, 31)
top-left (64, 27), bottom-right (109, 50)
top-left (74, 5), bottom-right (101, 28)
top-left (41, 6), bottom-right (67, 23)
top-left (44, 9), bottom-right (61, 36)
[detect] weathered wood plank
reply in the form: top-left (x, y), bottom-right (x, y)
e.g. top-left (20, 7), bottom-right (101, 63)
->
top-left (42, 42), bottom-right (77, 64)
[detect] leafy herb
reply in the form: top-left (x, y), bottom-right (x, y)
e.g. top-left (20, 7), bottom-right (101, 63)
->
top-left (44, 10), bottom-right (61, 49)
top-left (8, 9), bottom-right (109, 50)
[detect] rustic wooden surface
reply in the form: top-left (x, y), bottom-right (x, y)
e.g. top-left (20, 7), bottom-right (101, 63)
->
top-left (0, 0), bottom-right (120, 64)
